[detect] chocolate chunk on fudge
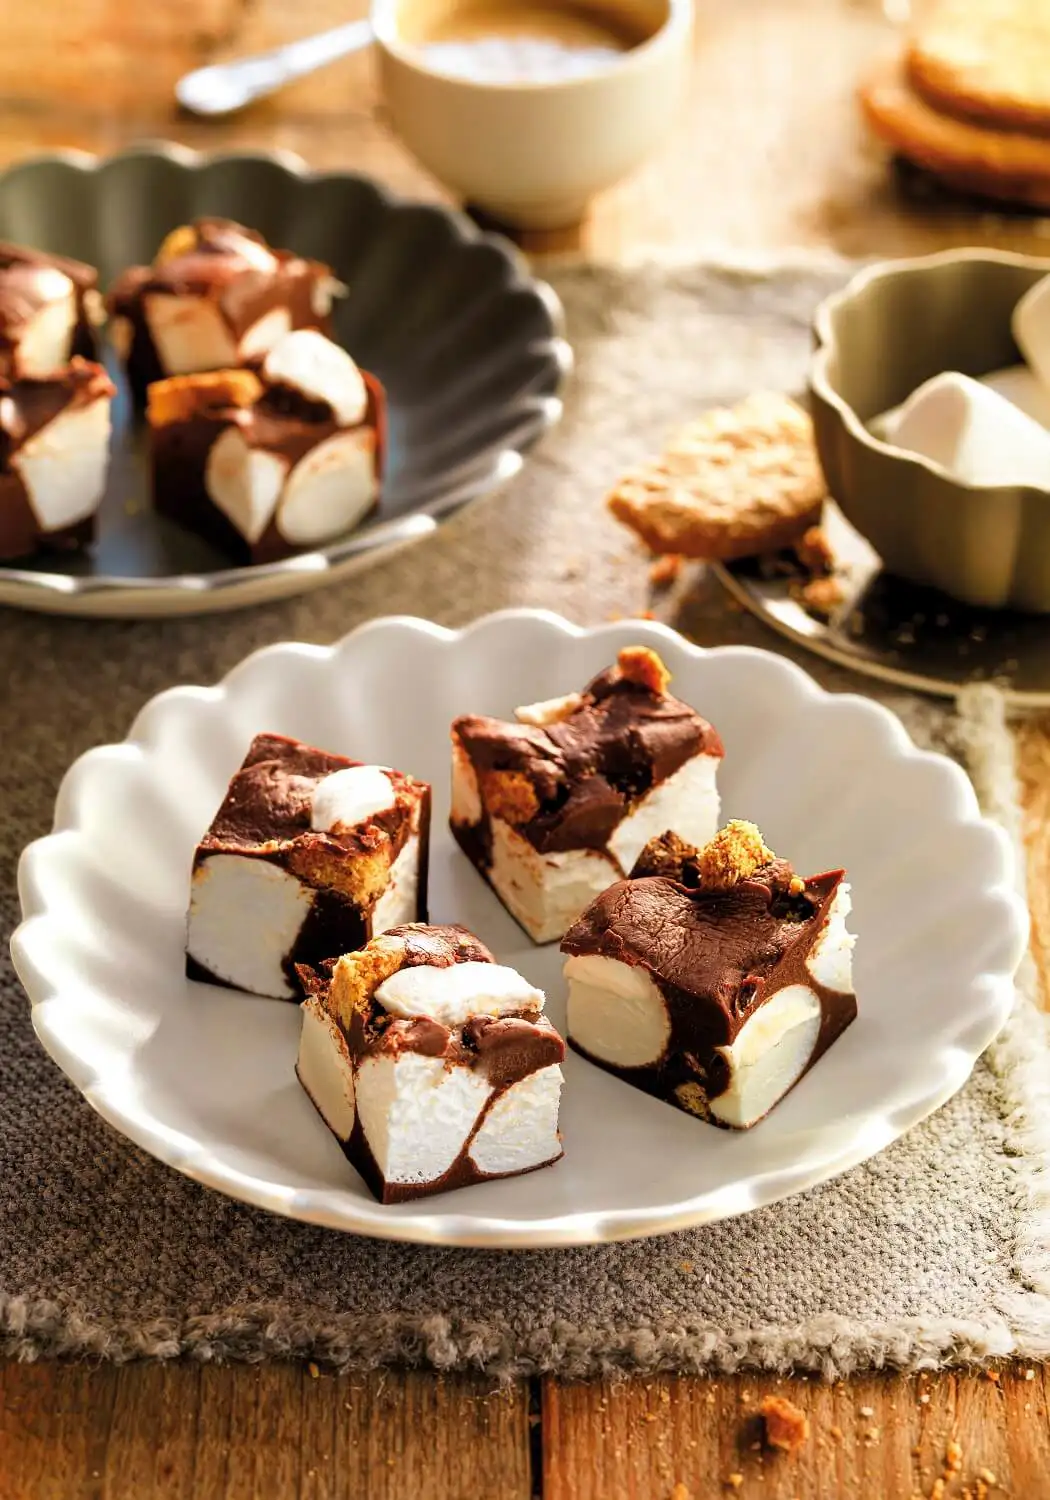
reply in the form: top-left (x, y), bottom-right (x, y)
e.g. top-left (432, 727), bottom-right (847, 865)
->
top-left (450, 646), bottom-right (724, 944)
top-left (296, 924), bottom-right (566, 1203)
top-left (562, 821), bottom-right (857, 1128)
top-left (187, 733), bottom-right (430, 1000)
top-left (0, 242), bottom-right (101, 379)
top-left (108, 218), bottom-right (343, 402)
top-left (147, 330), bottom-right (384, 562)
top-left (0, 358), bottom-right (114, 560)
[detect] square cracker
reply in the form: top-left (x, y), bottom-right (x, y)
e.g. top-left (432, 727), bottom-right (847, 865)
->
top-left (607, 392), bottom-right (826, 561)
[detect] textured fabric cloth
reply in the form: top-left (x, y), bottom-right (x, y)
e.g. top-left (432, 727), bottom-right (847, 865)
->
top-left (2, 260), bottom-right (1049, 1377)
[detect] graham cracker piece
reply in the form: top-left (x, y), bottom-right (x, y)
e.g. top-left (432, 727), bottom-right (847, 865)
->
top-left (147, 370), bottom-right (263, 428)
top-left (859, 56), bottom-right (1050, 212)
top-left (907, 0), bottom-right (1050, 137)
top-left (607, 393), bottom-right (826, 562)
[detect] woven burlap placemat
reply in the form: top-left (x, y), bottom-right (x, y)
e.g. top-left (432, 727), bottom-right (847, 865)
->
top-left (2, 259), bottom-right (1048, 1377)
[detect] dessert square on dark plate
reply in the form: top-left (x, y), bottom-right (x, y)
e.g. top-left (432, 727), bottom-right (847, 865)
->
top-left (0, 145), bottom-right (568, 615)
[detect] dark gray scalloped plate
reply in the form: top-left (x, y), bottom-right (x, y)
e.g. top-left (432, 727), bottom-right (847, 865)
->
top-left (0, 144), bottom-right (571, 617)
top-left (716, 503), bottom-right (1050, 708)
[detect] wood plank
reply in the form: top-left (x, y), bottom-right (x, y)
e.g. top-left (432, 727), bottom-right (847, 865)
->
top-left (1016, 719), bottom-right (1050, 1009)
top-left (0, 1362), bottom-right (532, 1500)
top-left (543, 1366), bottom-right (1050, 1499)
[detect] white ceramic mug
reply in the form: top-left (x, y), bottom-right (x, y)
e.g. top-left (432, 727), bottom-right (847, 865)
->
top-left (370, 0), bottom-right (693, 230)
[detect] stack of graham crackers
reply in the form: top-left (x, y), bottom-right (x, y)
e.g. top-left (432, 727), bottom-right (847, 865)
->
top-left (861, 0), bottom-right (1050, 210)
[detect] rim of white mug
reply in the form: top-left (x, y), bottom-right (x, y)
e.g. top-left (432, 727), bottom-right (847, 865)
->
top-left (370, 0), bottom-right (692, 93)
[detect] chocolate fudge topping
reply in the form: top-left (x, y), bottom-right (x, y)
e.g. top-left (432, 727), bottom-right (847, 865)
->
top-left (108, 218), bottom-right (334, 401)
top-left (0, 358), bottom-right (113, 561)
top-left (149, 369), bottom-right (385, 566)
top-left (198, 731), bottom-right (421, 857)
top-left (562, 855), bottom-right (856, 1123)
top-left (299, 923), bottom-right (566, 1202)
top-left (0, 243), bottom-right (99, 378)
top-left (454, 663), bottom-right (723, 855)
top-left (563, 865), bottom-right (845, 1049)
top-left (385, 923), bottom-right (495, 971)
top-left (189, 735), bottom-right (431, 996)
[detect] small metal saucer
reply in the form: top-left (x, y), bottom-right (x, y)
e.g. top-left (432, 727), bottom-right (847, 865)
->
top-left (714, 504), bottom-right (1050, 708)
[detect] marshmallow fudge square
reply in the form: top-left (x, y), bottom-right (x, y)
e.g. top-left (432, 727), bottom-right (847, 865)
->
top-left (147, 331), bottom-right (384, 563)
top-left (0, 359), bottom-right (114, 560)
top-left (107, 218), bottom-right (342, 403)
top-left (0, 242), bottom-right (102, 379)
top-left (296, 924), bottom-right (566, 1203)
top-left (450, 646), bottom-right (724, 945)
top-left (562, 821), bottom-right (857, 1129)
top-left (187, 734), bottom-right (430, 1001)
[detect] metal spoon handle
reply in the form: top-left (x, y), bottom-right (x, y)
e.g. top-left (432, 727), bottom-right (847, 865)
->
top-left (176, 20), bottom-right (374, 117)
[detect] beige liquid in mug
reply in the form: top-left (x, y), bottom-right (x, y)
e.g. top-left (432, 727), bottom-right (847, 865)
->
top-left (406, 1), bottom-right (651, 84)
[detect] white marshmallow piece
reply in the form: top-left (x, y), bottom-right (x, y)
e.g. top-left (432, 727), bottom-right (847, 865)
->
top-left (468, 1059), bottom-right (564, 1177)
top-left (885, 371), bottom-right (1050, 488)
top-left (372, 833), bottom-right (421, 935)
top-left (237, 306), bottom-right (292, 362)
top-left (15, 267), bottom-right (77, 377)
top-left (204, 425), bottom-right (288, 545)
top-left (311, 275), bottom-right (348, 320)
top-left (276, 429), bottom-right (379, 547)
top-left (297, 994), bottom-right (356, 1141)
top-left (12, 395), bottom-right (111, 532)
top-left (187, 854), bottom-right (315, 1000)
top-left (487, 818), bottom-right (620, 946)
top-left (514, 692), bottom-right (584, 727)
top-left (355, 1051), bottom-right (493, 1188)
top-left (263, 329), bottom-right (368, 427)
top-left (1013, 274), bottom-right (1050, 398)
top-left (310, 765), bottom-right (396, 834)
top-left (144, 293), bottom-right (239, 375)
top-left (980, 365), bottom-right (1050, 430)
top-left (805, 883), bottom-right (855, 994)
top-left (607, 752), bottom-right (721, 875)
top-left (565, 954), bottom-right (670, 1069)
top-left (375, 961), bottom-right (544, 1027)
top-left (709, 984), bottom-right (822, 1129)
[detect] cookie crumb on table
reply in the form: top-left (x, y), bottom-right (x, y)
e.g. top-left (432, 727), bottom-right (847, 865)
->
top-left (796, 575), bottom-right (846, 620)
top-left (759, 1394), bottom-right (810, 1454)
top-left (649, 553), bottom-right (683, 586)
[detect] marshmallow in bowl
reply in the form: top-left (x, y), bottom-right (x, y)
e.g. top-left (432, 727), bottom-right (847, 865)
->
top-left (450, 645), bottom-right (724, 945)
top-left (979, 365), bottom-right (1050, 430)
top-left (562, 822), bottom-right (857, 1130)
top-left (0, 242), bottom-right (102, 379)
top-left (1013, 274), bottom-right (1050, 399)
top-left (146, 335), bottom-right (385, 564)
top-left (0, 357), bottom-right (114, 560)
top-left (106, 218), bottom-right (346, 404)
top-left (883, 371), bottom-right (1050, 489)
top-left (186, 732), bottom-right (430, 1001)
top-left (263, 329), bottom-right (368, 427)
top-left (296, 924), bottom-right (565, 1203)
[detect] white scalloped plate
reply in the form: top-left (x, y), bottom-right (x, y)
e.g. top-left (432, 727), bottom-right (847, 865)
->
top-left (11, 612), bottom-right (1028, 1247)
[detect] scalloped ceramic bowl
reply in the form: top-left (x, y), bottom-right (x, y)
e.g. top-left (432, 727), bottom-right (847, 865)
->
top-left (11, 612), bottom-right (1027, 1247)
top-left (810, 249), bottom-right (1050, 613)
top-left (0, 144), bottom-right (570, 618)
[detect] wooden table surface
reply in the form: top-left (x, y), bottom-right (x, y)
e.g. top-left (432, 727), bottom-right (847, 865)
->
top-left (3, 2), bottom-right (1050, 1497)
